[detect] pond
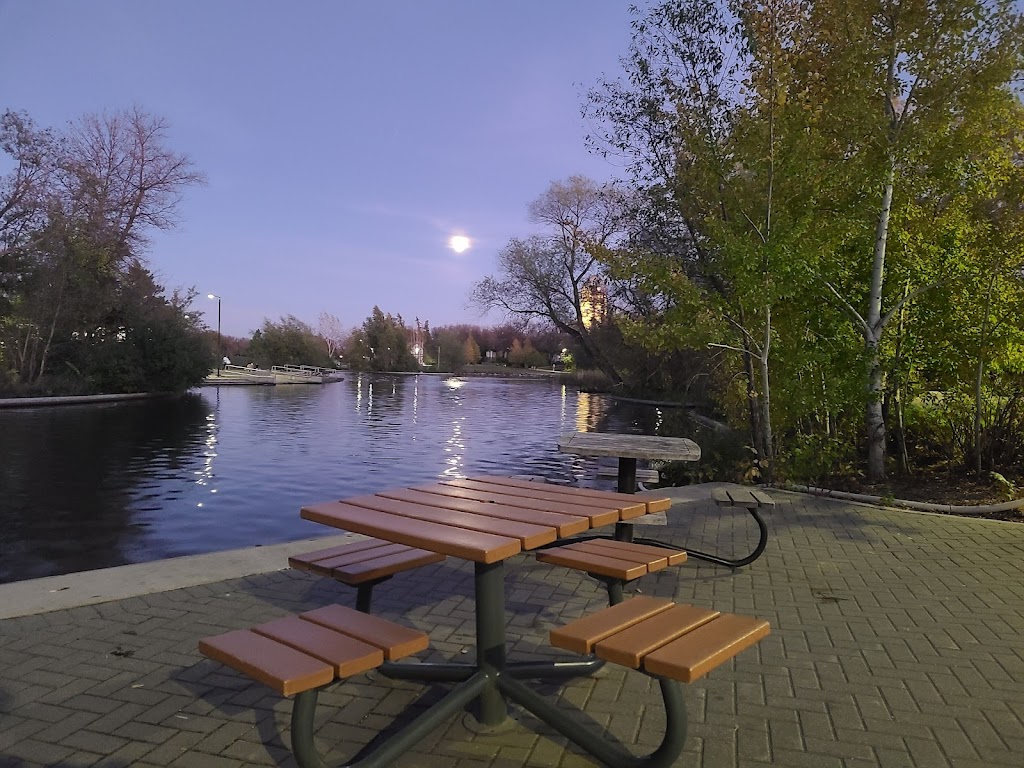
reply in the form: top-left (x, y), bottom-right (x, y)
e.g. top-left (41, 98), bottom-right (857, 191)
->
top-left (0, 374), bottom-right (694, 584)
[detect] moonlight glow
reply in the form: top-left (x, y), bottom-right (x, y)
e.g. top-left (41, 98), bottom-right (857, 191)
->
top-left (449, 235), bottom-right (471, 253)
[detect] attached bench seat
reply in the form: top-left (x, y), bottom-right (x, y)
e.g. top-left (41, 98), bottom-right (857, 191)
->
top-left (536, 596), bottom-right (769, 767)
top-left (551, 595), bottom-right (769, 681)
top-left (289, 538), bottom-right (446, 613)
top-left (199, 603), bottom-right (429, 767)
top-left (711, 486), bottom-right (775, 509)
top-left (536, 539), bottom-right (687, 605)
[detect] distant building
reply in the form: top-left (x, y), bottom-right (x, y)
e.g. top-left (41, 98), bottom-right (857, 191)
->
top-left (580, 277), bottom-right (608, 329)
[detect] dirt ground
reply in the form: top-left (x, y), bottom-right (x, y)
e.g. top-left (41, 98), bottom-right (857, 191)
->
top-left (821, 468), bottom-right (1024, 522)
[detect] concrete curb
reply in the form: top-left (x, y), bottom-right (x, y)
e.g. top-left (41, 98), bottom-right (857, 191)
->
top-left (0, 533), bottom-right (361, 619)
top-left (780, 482), bottom-right (1024, 516)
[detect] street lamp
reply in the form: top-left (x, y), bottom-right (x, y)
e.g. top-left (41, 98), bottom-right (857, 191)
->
top-left (207, 293), bottom-right (222, 376)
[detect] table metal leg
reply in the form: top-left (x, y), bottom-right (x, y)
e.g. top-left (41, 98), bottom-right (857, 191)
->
top-left (617, 456), bottom-right (637, 494)
top-left (473, 560), bottom-right (507, 725)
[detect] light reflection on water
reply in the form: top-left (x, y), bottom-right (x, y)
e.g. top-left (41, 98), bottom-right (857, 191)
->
top-left (0, 375), bottom-right (681, 583)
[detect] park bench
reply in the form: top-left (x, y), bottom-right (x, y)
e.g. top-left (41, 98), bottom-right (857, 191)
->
top-left (541, 595), bottom-right (770, 767)
top-left (626, 486), bottom-right (775, 570)
top-left (536, 539), bottom-right (687, 605)
top-left (289, 538), bottom-right (446, 613)
top-left (198, 603), bottom-right (429, 768)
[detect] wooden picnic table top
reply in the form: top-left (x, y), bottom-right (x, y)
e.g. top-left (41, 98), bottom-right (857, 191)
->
top-left (301, 476), bottom-right (671, 564)
top-left (559, 432), bottom-right (701, 463)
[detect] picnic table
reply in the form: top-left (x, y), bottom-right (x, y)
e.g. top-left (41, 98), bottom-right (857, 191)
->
top-left (300, 477), bottom-right (667, 757)
top-left (199, 475), bottom-right (772, 767)
top-left (559, 431), bottom-right (771, 568)
top-left (559, 431), bottom-right (701, 494)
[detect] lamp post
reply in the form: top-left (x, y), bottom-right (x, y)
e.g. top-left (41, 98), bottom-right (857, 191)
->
top-left (207, 293), bottom-right (222, 376)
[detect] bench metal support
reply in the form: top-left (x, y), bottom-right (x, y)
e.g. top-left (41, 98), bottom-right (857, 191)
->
top-left (255, 555), bottom-right (694, 767)
top-left (354, 575), bottom-right (391, 613)
top-left (608, 454), bottom-right (770, 568)
top-left (623, 503), bottom-right (769, 568)
top-left (500, 674), bottom-right (688, 768)
top-left (290, 670), bottom-right (489, 768)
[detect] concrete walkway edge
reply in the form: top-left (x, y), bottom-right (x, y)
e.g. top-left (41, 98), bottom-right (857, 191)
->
top-left (0, 533), bottom-right (361, 620)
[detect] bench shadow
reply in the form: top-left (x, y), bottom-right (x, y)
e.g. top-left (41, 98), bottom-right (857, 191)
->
top-left (177, 656), bottom-right (472, 767)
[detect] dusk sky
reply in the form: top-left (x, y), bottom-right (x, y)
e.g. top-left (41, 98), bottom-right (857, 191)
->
top-left (0, 1), bottom-right (639, 338)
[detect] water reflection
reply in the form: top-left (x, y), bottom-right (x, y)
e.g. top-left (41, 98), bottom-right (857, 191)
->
top-left (0, 376), bottom-right (704, 583)
top-left (0, 395), bottom-right (212, 582)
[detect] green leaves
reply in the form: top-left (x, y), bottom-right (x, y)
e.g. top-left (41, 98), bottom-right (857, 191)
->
top-left (587, 0), bottom-right (1024, 480)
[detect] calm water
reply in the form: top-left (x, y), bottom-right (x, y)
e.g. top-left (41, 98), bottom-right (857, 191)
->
top-left (0, 375), bottom-right (681, 584)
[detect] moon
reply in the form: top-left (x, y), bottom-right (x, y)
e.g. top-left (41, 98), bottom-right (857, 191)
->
top-left (449, 235), bottom-right (471, 253)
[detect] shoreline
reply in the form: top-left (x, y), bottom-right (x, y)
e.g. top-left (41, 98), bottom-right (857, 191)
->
top-left (0, 391), bottom-right (177, 409)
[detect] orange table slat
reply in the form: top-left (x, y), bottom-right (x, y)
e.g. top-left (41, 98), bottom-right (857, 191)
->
top-left (536, 547), bottom-right (650, 580)
top-left (594, 604), bottom-right (720, 669)
top-left (445, 478), bottom-right (647, 519)
top-left (575, 538), bottom-right (687, 567)
top-left (252, 616), bottom-right (384, 677)
top-left (469, 475), bottom-right (667, 517)
top-left (642, 614), bottom-right (771, 683)
top-left (378, 488), bottom-right (591, 538)
top-left (301, 501), bottom-right (521, 564)
top-left (410, 483), bottom-right (621, 527)
top-left (199, 629), bottom-right (333, 697)
top-left (343, 494), bottom-right (556, 550)
top-left (549, 596), bottom-right (675, 655)
top-left (300, 604), bottom-right (429, 660)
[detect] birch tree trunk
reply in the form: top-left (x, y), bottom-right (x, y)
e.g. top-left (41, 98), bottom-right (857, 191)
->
top-left (864, 159), bottom-right (895, 482)
top-left (974, 274), bottom-right (995, 476)
top-left (760, 306), bottom-right (774, 480)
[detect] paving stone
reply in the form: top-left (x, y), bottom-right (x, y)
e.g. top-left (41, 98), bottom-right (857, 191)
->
top-left (2, 490), bottom-right (1024, 767)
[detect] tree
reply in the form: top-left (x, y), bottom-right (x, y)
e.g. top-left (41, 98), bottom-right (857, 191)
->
top-left (0, 107), bottom-right (205, 391)
top-left (587, 0), bottom-right (1024, 482)
top-left (806, 0), bottom-right (1024, 481)
top-left (587, 0), bottom-right (829, 478)
top-left (67, 263), bottom-right (213, 393)
top-left (470, 176), bottom-right (629, 385)
top-left (248, 316), bottom-right (333, 368)
top-left (342, 307), bottom-right (416, 372)
top-left (317, 311), bottom-right (346, 361)
top-left (462, 335), bottom-right (481, 365)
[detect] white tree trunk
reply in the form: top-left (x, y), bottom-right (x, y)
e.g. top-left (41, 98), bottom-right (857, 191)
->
top-left (865, 160), bottom-right (895, 482)
top-left (760, 307), bottom-right (774, 477)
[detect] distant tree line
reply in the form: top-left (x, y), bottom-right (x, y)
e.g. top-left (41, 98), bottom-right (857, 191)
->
top-left (222, 307), bottom-right (578, 376)
top-left (0, 107), bottom-right (211, 396)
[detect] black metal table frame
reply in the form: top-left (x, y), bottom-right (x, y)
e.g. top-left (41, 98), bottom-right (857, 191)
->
top-left (613, 457), bottom-right (769, 569)
top-left (287, 558), bottom-right (690, 768)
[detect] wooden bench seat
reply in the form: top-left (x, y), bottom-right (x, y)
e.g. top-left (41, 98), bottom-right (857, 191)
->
top-left (533, 596), bottom-right (769, 766)
top-left (199, 603), bottom-right (429, 696)
top-left (536, 540), bottom-right (687, 605)
top-left (289, 538), bottom-right (446, 613)
top-left (550, 595), bottom-right (769, 682)
top-left (711, 486), bottom-right (775, 509)
top-left (199, 603), bottom-right (430, 767)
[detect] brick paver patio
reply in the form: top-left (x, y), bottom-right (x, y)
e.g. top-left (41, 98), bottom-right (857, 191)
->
top-left (1, 487), bottom-right (1023, 767)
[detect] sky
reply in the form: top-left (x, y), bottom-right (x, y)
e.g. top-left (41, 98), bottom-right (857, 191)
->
top-left (0, 1), bottom-right (639, 338)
